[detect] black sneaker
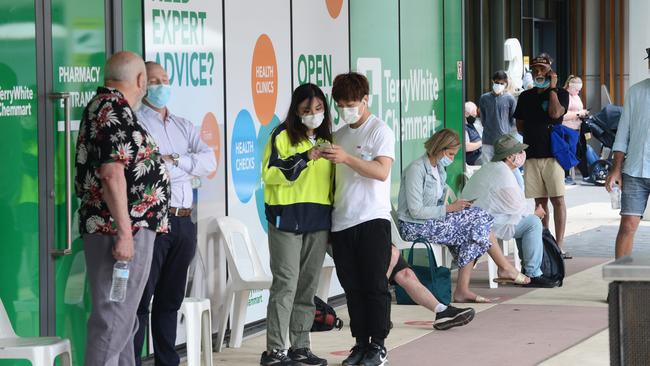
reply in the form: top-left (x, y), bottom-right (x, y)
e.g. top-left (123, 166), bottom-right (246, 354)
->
top-left (359, 343), bottom-right (387, 366)
top-left (342, 344), bottom-right (367, 366)
top-left (260, 350), bottom-right (301, 366)
top-left (433, 306), bottom-right (475, 330)
top-left (288, 348), bottom-right (328, 365)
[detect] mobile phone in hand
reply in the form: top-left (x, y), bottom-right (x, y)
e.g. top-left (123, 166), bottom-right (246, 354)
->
top-left (317, 142), bottom-right (332, 150)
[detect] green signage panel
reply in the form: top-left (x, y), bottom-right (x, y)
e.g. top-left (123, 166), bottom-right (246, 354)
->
top-left (350, 0), bottom-right (401, 204)
top-left (399, 0), bottom-right (445, 170)
top-left (0, 2), bottom-right (40, 365)
top-left (443, 0), bottom-right (465, 192)
top-left (52, 0), bottom-right (106, 364)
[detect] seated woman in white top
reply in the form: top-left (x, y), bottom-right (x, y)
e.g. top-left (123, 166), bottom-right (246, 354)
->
top-left (397, 129), bottom-right (530, 303)
top-left (462, 134), bottom-right (560, 288)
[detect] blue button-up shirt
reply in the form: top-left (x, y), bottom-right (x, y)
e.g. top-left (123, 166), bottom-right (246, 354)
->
top-left (612, 79), bottom-right (650, 178)
top-left (136, 105), bottom-right (217, 208)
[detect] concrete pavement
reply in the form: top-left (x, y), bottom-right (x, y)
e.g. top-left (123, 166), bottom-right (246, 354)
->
top-left (173, 182), bottom-right (650, 365)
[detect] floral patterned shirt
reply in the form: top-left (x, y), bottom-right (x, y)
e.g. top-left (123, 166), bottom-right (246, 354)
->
top-left (75, 87), bottom-right (170, 235)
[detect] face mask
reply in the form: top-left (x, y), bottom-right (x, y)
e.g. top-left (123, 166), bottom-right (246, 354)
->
top-left (439, 155), bottom-right (453, 167)
top-left (512, 151), bottom-right (526, 168)
top-left (340, 102), bottom-right (364, 125)
top-left (146, 84), bottom-right (172, 109)
top-left (492, 83), bottom-right (506, 94)
top-left (533, 77), bottom-right (550, 89)
top-left (301, 112), bottom-right (325, 129)
top-left (466, 116), bottom-right (476, 125)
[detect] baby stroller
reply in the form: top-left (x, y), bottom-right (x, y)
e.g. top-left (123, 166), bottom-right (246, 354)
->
top-left (580, 104), bottom-right (623, 185)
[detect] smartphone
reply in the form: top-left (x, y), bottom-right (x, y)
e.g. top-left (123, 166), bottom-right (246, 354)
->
top-left (317, 142), bottom-right (332, 150)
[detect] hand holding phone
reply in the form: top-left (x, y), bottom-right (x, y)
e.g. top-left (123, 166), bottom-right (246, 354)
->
top-left (548, 70), bottom-right (558, 88)
top-left (316, 142), bottom-right (332, 151)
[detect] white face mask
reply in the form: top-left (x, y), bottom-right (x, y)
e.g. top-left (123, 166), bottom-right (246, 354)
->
top-left (340, 102), bottom-right (364, 125)
top-left (301, 112), bottom-right (325, 129)
top-left (492, 83), bottom-right (506, 94)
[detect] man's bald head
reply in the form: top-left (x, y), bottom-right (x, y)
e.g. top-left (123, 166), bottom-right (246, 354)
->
top-left (104, 51), bottom-right (147, 109)
top-left (144, 62), bottom-right (170, 85)
top-left (105, 51), bottom-right (145, 83)
top-left (145, 61), bottom-right (164, 75)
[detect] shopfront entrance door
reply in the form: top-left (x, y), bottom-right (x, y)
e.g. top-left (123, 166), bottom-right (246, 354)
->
top-left (47, 1), bottom-right (108, 365)
top-left (0, 1), bottom-right (116, 365)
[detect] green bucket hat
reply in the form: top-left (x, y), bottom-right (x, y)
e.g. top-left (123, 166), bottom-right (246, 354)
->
top-left (491, 134), bottom-right (528, 162)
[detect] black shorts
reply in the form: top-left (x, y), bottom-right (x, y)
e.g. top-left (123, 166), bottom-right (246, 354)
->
top-left (388, 247), bottom-right (410, 285)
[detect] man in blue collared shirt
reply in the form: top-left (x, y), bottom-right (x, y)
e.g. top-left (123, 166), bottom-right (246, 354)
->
top-left (606, 48), bottom-right (650, 259)
top-left (133, 62), bottom-right (217, 366)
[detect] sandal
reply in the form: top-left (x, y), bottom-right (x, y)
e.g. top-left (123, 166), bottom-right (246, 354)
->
top-left (453, 295), bottom-right (494, 303)
top-left (493, 272), bottom-right (529, 285)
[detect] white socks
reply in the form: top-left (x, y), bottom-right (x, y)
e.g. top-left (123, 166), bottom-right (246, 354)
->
top-left (434, 304), bottom-right (448, 313)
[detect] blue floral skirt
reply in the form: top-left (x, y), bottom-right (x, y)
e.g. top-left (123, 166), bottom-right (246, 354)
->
top-left (399, 207), bottom-right (494, 268)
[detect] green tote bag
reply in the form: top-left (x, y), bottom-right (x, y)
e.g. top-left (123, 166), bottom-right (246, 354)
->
top-left (395, 238), bottom-right (452, 305)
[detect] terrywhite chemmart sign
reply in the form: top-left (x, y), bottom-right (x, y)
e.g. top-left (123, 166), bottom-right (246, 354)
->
top-left (356, 58), bottom-right (441, 142)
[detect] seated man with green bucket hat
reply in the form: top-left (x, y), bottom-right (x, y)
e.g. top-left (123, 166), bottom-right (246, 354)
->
top-left (462, 134), bottom-right (560, 288)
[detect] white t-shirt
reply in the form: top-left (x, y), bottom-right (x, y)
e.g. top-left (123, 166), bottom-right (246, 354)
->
top-left (331, 115), bottom-right (395, 232)
top-left (430, 163), bottom-right (444, 199)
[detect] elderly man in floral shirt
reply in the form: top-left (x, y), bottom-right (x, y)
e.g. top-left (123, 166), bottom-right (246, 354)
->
top-left (75, 51), bottom-right (170, 366)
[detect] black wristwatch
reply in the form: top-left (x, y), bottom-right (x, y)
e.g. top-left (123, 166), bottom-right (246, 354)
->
top-left (549, 87), bottom-right (559, 93)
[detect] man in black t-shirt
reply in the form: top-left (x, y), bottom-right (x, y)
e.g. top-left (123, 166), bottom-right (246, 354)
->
top-left (514, 54), bottom-right (570, 256)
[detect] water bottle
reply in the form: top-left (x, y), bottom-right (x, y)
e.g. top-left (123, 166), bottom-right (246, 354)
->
top-left (191, 176), bottom-right (202, 189)
top-left (109, 260), bottom-right (129, 302)
top-left (610, 185), bottom-right (621, 210)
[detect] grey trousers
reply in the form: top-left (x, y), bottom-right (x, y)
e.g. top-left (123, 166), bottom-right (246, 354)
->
top-left (266, 225), bottom-right (328, 351)
top-left (83, 229), bottom-right (156, 366)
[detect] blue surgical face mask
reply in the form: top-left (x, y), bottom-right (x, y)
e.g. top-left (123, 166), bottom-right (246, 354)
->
top-left (146, 84), bottom-right (171, 108)
top-left (439, 155), bottom-right (453, 167)
top-left (533, 78), bottom-right (550, 89)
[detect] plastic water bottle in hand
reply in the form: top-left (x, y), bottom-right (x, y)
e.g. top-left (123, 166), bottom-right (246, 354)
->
top-left (610, 185), bottom-right (621, 210)
top-left (109, 260), bottom-right (129, 302)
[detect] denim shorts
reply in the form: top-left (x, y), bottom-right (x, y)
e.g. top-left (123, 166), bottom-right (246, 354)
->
top-left (620, 174), bottom-right (650, 216)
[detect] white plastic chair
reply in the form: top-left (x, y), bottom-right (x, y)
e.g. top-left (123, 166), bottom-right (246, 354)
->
top-left (0, 299), bottom-right (72, 365)
top-left (389, 212), bottom-right (445, 266)
top-left (215, 217), bottom-right (272, 352)
top-left (316, 254), bottom-right (335, 301)
top-left (146, 244), bottom-right (214, 364)
top-left (180, 298), bottom-right (213, 366)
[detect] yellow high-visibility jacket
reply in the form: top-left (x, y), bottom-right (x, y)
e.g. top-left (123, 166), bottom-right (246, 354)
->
top-left (262, 124), bottom-right (333, 233)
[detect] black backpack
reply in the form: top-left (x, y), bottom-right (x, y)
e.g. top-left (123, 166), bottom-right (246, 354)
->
top-left (311, 296), bottom-right (343, 332)
top-left (540, 229), bottom-right (566, 286)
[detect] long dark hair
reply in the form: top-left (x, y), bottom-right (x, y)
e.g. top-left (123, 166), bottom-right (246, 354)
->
top-left (284, 83), bottom-right (332, 146)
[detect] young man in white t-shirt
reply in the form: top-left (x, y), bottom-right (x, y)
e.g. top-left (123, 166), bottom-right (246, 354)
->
top-left (321, 72), bottom-right (395, 366)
